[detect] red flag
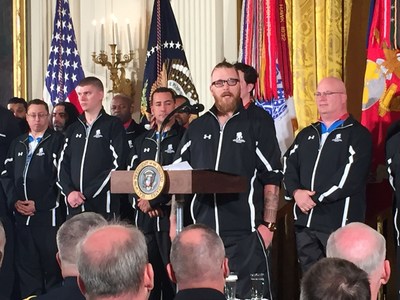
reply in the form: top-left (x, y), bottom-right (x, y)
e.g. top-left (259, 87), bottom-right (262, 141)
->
top-left (361, 0), bottom-right (400, 216)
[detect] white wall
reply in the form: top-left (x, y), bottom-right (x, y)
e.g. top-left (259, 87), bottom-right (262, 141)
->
top-left (28, 0), bottom-right (240, 115)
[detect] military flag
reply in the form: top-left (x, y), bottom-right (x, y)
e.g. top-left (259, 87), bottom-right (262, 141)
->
top-left (43, 0), bottom-right (85, 113)
top-left (239, 0), bottom-right (295, 155)
top-left (361, 0), bottom-right (400, 214)
top-left (141, 0), bottom-right (199, 122)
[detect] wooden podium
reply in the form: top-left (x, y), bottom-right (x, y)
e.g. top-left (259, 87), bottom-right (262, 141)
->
top-left (111, 169), bottom-right (247, 232)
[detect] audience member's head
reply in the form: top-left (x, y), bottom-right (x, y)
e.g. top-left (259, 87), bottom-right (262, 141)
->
top-left (167, 224), bottom-right (229, 292)
top-left (326, 222), bottom-right (390, 299)
top-left (77, 223), bottom-right (153, 300)
top-left (52, 102), bottom-right (79, 133)
top-left (56, 212), bottom-right (107, 278)
top-left (110, 94), bottom-right (134, 124)
top-left (174, 95), bottom-right (191, 128)
top-left (300, 257), bottom-right (371, 300)
top-left (0, 220), bottom-right (5, 268)
top-left (7, 97), bottom-right (27, 119)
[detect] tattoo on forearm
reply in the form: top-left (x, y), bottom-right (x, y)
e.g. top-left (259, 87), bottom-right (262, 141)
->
top-left (264, 188), bottom-right (279, 222)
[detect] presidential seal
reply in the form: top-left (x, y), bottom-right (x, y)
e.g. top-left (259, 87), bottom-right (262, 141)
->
top-left (133, 160), bottom-right (165, 200)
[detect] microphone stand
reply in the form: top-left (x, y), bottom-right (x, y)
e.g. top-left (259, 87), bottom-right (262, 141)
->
top-left (153, 98), bottom-right (191, 235)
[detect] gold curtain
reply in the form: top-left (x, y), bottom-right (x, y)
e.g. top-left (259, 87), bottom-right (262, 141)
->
top-left (285, 0), bottom-right (352, 130)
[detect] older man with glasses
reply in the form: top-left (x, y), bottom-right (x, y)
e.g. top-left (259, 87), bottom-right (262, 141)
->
top-left (283, 77), bottom-right (373, 274)
top-left (2, 99), bottom-right (65, 298)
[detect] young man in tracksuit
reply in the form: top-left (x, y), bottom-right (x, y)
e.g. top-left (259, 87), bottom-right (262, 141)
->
top-left (385, 122), bottom-right (400, 300)
top-left (57, 77), bottom-right (127, 219)
top-left (2, 99), bottom-right (64, 298)
top-left (128, 87), bottom-right (185, 300)
top-left (173, 62), bottom-right (282, 299)
top-left (283, 77), bottom-right (372, 274)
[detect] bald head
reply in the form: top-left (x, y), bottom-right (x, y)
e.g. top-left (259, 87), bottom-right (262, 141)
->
top-left (326, 222), bottom-right (385, 275)
top-left (169, 224), bottom-right (228, 290)
top-left (315, 76), bottom-right (348, 123)
top-left (77, 224), bottom-right (152, 299)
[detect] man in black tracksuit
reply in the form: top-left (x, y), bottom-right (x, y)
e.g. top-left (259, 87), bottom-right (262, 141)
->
top-left (57, 77), bottom-right (127, 219)
top-left (283, 77), bottom-right (372, 274)
top-left (385, 121), bottom-right (400, 300)
top-left (173, 62), bottom-right (282, 299)
top-left (128, 87), bottom-right (185, 300)
top-left (2, 99), bottom-right (64, 298)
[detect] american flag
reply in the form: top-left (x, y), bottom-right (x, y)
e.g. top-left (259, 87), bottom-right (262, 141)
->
top-left (43, 0), bottom-right (84, 113)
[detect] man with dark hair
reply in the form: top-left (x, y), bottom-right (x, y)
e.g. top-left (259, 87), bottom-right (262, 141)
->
top-left (110, 94), bottom-right (145, 222)
top-left (52, 102), bottom-right (79, 134)
top-left (36, 212), bottom-right (107, 300)
top-left (77, 224), bottom-right (154, 300)
top-left (110, 94), bottom-right (145, 150)
top-left (300, 257), bottom-right (371, 300)
top-left (128, 87), bottom-right (184, 300)
top-left (0, 105), bottom-right (20, 299)
top-left (173, 61), bottom-right (282, 299)
top-left (2, 99), bottom-right (64, 298)
top-left (326, 222), bottom-right (391, 300)
top-left (233, 62), bottom-right (258, 109)
top-left (57, 76), bottom-right (127, 219)
top-left (167, 224), bottom-right (229, 300)
top-left (7, 97), bottom-right (29, 133)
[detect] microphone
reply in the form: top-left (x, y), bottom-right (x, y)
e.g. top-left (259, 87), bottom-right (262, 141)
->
top-left (178, 103), bottom-right (205, 114)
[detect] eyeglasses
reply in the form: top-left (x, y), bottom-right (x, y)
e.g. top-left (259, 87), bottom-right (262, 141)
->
top-left (27, 113), bottom-right (49, 119)
top-left (314, 91), bottom-right (344, 97)
top-left (211, 78), bottom-right (240, 88)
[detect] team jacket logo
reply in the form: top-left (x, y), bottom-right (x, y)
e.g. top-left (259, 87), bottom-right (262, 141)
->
top-left (232, 132), bottom-right (245, 144)
top-left (76, 133), bottom-right (82, 138)
top-left (128, 140), bottom-right (133, 148)
top-left (143, 148), bottom-right (150, 153)
top-left (203, 134), bottom-right (212, 139)
top-left (308, 135), bottom-right (315, 140)
top-left (93, 129), bottom-right (103, 138)
top-left (36, 148), bottom-right (45, 156)
top-left (332, 133), bottom-right (342, 142)
top-left (18, 152), bottom-right (23, 156)
top-left (164, 144), bottom-right (175, 154)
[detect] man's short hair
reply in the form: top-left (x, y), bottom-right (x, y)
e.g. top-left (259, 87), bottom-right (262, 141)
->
top-left (300, 257), bottom-right (371, 300)
top-left (211, 59), bottom-right (237, 76)
top-left (234, 62), bottom-right (258, 85)
top-left (170, 223), bottom-right (225, 283)
top-left (77, 223), bottom-right (148, 297)
top-left (57, 212), bottom-right (107, 265)
top-left (8, 97), bottom-right (27, 110)
top-left (326, 222), bottom-right (386, 275)
top-left (0, 220), bottom-right (5, 268)
top-left (78, 76), bottom-right (104, 91)
top-left (150, 87), bottom-right (176, 105)
top-left (112, 94), bottom-right (133, 105)
top-left (27, 99), bottom-right (49, 113)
